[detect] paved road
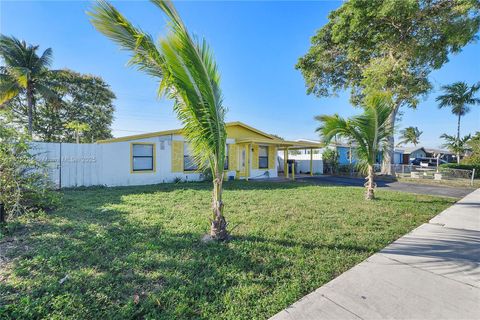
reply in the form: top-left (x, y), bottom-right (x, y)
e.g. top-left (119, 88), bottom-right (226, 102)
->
top-left (270, 188), bottom-right (480, 320)
top-left (298, 175), bottom-right (474, 198)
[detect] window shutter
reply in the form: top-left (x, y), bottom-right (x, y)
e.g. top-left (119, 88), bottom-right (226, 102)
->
top-left (268, 146), bottom-right (276, 169)
top-left (252, 144), bottom-right (259, 169)
top-left (228, 144), bottom-right (237, 170)
top-left (171, 141), bottom-right (184, 172)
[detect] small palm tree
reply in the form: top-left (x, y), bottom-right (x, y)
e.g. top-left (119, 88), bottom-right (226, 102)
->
top-left (316, 94), bottom-right (392, 200)
top-left (0, 36), bottom-right (58, 136)
top-left (440, 133), bottom-right (471, 164)
top-left (89, 0), bottom-right (229, 240)
top-left (436, 82), bottom-right (480, 161)
top-left (397, 126), bottom-right (422, 146)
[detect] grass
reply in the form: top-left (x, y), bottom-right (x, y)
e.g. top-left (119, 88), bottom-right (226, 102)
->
top-left (0, 181), bottom-right (455, 319)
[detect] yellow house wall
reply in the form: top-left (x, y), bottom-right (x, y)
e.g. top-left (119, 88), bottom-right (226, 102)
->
top-left (226, 125), bottom-right (274, 141)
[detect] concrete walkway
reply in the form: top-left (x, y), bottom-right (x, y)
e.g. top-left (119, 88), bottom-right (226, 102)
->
top-left (270, 189), bottom-right (480, 320)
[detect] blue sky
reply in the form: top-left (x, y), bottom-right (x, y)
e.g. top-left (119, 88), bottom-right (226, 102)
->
top-left (1, 0), bottom-right (479, 148)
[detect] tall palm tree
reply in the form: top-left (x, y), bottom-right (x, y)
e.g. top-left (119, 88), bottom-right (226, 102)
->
top-left (0, 36), bottom-right (58, 136)
top-left (316, 94), bottom-right (392, 200)
top-left (397, 126), bottom-right (422, 146)
top-left (88, 0), bottom-right (229, 240)
top-left (440, 133), bottom-right (471, 164)
top-left (436, 82), bottom-right (480, 161)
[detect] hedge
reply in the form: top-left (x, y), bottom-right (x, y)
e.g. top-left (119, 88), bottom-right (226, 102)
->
top-left (439, 163), bottom-right (480, 178)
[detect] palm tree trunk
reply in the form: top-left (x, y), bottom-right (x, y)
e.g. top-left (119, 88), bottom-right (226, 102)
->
top-left (210, 171), bottom-right (228, 240)
top-left (76, 130), bottom-right (80, 144)
top-left (381, 105), bottom-right (399, 176)
top-left (456, 113), bottom-right (461, 164)
top-left (26, 83), bottom-right (34, 137)
top-left (365, 165), bottom-right (375, 200)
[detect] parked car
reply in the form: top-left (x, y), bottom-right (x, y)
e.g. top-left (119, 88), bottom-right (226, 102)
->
top-left (411, 157), bottom-right (447, 167)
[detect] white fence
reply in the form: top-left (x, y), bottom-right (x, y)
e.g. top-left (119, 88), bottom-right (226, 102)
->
top-left (30, 142), bottom-right (103, 188)
top-left (277, 154), bottom-right (323, 175)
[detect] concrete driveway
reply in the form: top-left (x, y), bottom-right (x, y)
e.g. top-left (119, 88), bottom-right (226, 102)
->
top-left (298, 175), bottom-right (475, 198)
top-left (270, 188), bottom-right (480, 320)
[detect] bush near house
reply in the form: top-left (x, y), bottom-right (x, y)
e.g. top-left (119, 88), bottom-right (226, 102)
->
top-left (0, 119), bottom-right (59, 222)
top-left (439, 163), bottom-right (480, 178)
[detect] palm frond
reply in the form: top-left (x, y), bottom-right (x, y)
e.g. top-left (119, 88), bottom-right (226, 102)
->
top-left (0, 73), bottom-right (21, 105)
top-left (88, 0), bottom-right (226, 175)
top-left (87, 0), bottom-right (163, 78)
top-left (155, 0), bottom-right (226, 171)
top-left (316, 93), bottom-right (393, 173)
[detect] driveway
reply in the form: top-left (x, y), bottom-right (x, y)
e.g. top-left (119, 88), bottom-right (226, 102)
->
top-left (298, 175), bottom-right (474, 198)
top-left (270, 188), bottom-right (480, 320)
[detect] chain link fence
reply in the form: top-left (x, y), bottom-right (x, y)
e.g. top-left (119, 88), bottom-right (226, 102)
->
top-left (326, 163), bottom-right (477, 187)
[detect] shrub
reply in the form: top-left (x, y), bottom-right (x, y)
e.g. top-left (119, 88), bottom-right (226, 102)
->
top-left (0, 120), bottom-right (59, 222)
top-left (322, 148), bottom-right (339, 174)
top-left (439, 163), bottom-right (480, 178)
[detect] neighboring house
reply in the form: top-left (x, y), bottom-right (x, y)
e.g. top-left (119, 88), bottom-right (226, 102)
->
top-left (32, 122), bottom-right (320, 187)
top-left (399, 146), bottom-right (456, 164)
top-left (323, 143), bottom-right (404, 165)
top-left (424, 148), bottom-right (457, 163)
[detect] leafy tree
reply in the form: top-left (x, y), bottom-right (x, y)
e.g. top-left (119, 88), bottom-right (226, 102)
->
top-left (464, 131), bottom-right (480, 165)
top-left (296, 0), bottom-right (480, 175)
top-left (440, 133), bottom-right (471, 164)
top-left (0, 35), bottom-right (59, 136)
top-left (316, 94), bottom-right (393, 200)
top-left (6, 69), bottom-right (115, 143)
top-left (0, 116), bottom-right (59, 222)
top-left (397, 126), bottom-right (423, 146)
top-left (436, 81), bottom-right (480, 151)
top-left (89, 0), bottom-right (229, 240)
top-left (65, 121), bottom-right (91, 144)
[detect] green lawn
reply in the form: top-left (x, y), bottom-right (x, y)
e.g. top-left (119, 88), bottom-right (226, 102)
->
top-left (0, 181), bottom-right (455, 319)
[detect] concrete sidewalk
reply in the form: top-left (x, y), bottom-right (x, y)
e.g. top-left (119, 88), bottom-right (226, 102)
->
top-left (270, 189), bottom-right (480, 320)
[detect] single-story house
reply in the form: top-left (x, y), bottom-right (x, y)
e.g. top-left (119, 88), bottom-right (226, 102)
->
top-left (399, 147), bottom-right (456, 164)
top-left (314, 143), bottom-right (403, 165)
top-left (32, 122), bottom-right (321, 188)
top-left (97, 122), bottom-right (321, 185)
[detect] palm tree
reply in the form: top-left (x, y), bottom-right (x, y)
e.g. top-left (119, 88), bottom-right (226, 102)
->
top-left (436, 82), bottom-right (480, 161)
top-left (88, 0), bottom-right (229, 240)
top-left (316, 94), bottom-right (392, 200)
top-left (0, 36), bottom-right (58, 136)
top-left (397, 126), bottom-right (422, 146)
top-left (440, 133), bottom-right (471, 164)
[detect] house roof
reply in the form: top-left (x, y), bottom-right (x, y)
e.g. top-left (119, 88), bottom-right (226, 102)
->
top-left (401, 146), bottom-right (426, 154)
top-left (97, 121), bottom-right (273, 144)
top-left (424, 148), bottom-right (454, 155)
top-left (401, 146), bottom-right (453, 155)
top-left (97, 121), bottom-right (322, 149)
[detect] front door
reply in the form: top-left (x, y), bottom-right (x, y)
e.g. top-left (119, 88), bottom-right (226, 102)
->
top-left (237, 144), bottom-right (250, 178)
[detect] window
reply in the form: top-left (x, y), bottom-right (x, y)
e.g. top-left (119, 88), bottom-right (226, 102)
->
top-left (224, 145), bottom-right (229, 170)
top-left (132, 143), bottom-right (154, 172)
top-left (184, 143), bottom-right (198, 171)
top-left (259, 146), bottom-right (268, 169)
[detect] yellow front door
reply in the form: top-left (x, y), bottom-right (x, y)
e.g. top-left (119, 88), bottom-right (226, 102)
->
top-left (236, 144), bottom-right (251, 179)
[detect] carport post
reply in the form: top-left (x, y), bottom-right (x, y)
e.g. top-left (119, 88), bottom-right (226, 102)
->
top-left (310, 148), bottom-right (313, 176)
top-left (284, 149), bottom-right (289, 179)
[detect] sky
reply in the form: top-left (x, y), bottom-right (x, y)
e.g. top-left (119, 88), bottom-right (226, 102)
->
top-left (1, 0), bottom-right (479, 148)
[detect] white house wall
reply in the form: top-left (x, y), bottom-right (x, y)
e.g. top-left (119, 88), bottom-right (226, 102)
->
top-left (30, 137), bottom-right (273, 187)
